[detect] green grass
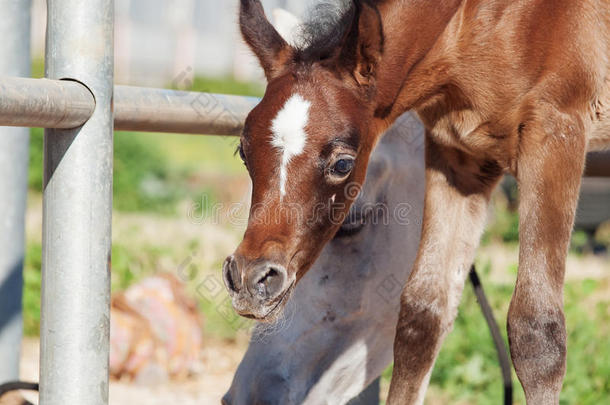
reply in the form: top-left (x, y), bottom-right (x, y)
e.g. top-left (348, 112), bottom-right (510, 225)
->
top-left (28, 128), bottom-right (44, 191)
top-left (482, 189), bottom-right (610, 253)
top-left (187, 75), bottom-right (263, 97)
top-left (32, 58), bottom-right (44, 78)
top-left (112, 131), bottom-right (187, 213)
top-left (381, 268), bottom-right (610, 404)
top-left (138, 132), bottom-right (245, 176)
top-left (482, 197), bottom-right (520, 245)
top-left (23, 243), bottom-right (42, 336)
top-left (29, 128), bottom-right (189, 214)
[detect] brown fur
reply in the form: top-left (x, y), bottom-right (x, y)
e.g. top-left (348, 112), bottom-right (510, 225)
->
top-left (231, 1), bottom-right (610, 403)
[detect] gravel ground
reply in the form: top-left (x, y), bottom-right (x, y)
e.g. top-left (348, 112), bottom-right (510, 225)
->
top-left (18, 338), bottom-right (247, 405)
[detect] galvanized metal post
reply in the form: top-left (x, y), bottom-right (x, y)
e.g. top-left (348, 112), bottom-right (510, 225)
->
top-left (40, 0), bottom-right (114, 404)
top-left (0, 0), bottom-right (31, 384)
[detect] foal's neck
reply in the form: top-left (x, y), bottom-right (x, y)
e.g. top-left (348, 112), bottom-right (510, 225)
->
top-left (374, 0), bottom-right (463, 122)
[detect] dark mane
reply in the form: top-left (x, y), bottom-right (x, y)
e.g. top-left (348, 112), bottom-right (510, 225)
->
top-left (294, 0), bottom-right (356, 62)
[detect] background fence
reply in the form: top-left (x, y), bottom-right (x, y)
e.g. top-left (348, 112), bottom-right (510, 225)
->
top-left (0, 1), bottom-right (263, 404)
top-left (30, 0), bottom-right (318, 86)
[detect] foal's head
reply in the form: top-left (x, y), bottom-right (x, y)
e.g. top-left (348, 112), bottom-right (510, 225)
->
top-left (224, 0), bottom-right (386, 320)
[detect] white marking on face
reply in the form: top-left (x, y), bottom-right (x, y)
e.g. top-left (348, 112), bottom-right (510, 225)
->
top-left (271, 93), bottom-right (311, 198)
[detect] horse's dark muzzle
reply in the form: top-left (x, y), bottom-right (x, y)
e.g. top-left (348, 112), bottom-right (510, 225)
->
top-left (223, 255), bottom-right (290, 319)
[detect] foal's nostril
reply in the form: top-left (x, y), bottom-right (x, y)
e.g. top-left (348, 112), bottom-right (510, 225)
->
top-left (250, 264), bottom-right (287, 299)
top-left (222, 256), bottom-right (241, 295)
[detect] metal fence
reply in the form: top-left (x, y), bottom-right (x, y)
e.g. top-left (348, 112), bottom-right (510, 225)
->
top-left (0, 2), bottom-right (608, 405)
top-left (0, 0), bottom-right (31, 390)
top-left (0, 1), bottom-right (258, 404)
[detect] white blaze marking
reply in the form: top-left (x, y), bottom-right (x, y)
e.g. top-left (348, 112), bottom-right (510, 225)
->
top-left (271, 93), bottom-right (311, 198)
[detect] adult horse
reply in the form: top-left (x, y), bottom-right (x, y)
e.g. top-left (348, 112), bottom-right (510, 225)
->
top-left (224, 112), bottom-right (425, 405)
top-left (225, 1), bottom-right (610, 403)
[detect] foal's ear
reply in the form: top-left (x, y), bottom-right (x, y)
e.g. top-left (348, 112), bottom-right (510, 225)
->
top-left (340, 0), bottom-right (384, 88)
top-left (240, 0), bottom-right (293, 81)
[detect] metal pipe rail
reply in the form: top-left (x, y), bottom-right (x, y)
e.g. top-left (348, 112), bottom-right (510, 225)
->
top-left (0, 76), bottom-right (94, 129)
top-left (114, 85), bottom-right (259, 135)
top-left (0, 76), bottom-right (259, 136)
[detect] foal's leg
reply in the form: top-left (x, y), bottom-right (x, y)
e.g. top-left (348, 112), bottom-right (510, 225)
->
top-left (508, 110), bottom-right (586, 404)
top-left (387, 138), bottom-right (502, 405)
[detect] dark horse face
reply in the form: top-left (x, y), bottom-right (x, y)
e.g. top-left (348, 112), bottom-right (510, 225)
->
top-left (224, 0), bottom-right (386, 320)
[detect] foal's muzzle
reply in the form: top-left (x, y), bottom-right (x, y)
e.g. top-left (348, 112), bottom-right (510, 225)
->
top-left (222, 255), bottom-right (291, 319)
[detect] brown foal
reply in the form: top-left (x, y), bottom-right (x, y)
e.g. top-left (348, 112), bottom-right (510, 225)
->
top-left (224, 0), bottom-right (610, 403)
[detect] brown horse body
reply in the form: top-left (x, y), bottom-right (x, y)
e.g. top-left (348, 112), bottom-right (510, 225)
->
top-left (226, 1), bottom-right (610, 403)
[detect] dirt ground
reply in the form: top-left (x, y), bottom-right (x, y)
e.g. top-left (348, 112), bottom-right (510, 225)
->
top-left (18, 338), bottom-right (248, 405)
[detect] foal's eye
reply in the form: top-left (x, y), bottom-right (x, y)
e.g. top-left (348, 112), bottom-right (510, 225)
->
top-left (236, 144), bottom-right (246, 165)
top-left (333, 159), bottom-right (354, 175)
top-left (327, 155), bottom-right (355, 182)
